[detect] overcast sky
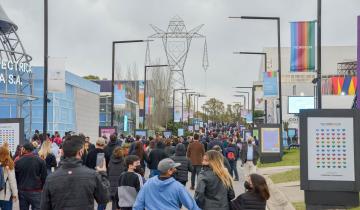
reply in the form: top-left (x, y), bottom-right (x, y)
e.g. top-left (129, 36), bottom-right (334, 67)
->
top-left (2, 0), bottom-right (360, 106)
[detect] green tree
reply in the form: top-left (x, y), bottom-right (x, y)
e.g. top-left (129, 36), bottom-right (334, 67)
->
top-left (202, 98), bottom-right (225, 122)
top-left (83, 75), bottom-right (100, 80)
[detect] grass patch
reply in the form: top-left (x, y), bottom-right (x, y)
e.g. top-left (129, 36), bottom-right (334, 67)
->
top-left (258, 149), bottom-right (300, 168)
top-left (292, 199), bottom-right (360, 210)
top-left (269, 169), bottom-right (300, 184)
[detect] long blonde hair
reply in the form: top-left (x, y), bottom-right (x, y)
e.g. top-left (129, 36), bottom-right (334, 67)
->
top-left (38, 140), bottom-right (52, 160)
top-left (205, 150), bottom-right (233, 189)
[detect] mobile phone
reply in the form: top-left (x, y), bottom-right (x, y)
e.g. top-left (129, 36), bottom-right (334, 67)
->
top-left (96, 153), bottom-right (105, 168)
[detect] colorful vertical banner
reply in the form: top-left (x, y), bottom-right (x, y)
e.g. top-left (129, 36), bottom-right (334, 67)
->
top-left (174, 106), bottom-right (182, 123)
top-left (114, 83), bottom-right (126, 107)
top-left (357, 16), bottom-right (360, 108)
top-left (138, 81), bottom-right (144, 109)
top-left (123, 115), bottom-right (128, 132)
top-left (145, 96), bottom-right (154, 115)
top-left (263, 71), bottom-right (278, 98)
top-left (290, 21), bottom-right (316, 72)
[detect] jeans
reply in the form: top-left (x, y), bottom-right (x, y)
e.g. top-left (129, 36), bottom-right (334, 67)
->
top-left (97, 203), bottom-right (107, 210)
top-left (149, 169), bottom-right (160, 178)
top-left (0, 200), bottom-right (12, 210)
top-left (229, 160), bottom-right (239, 179)
top-left (191, 165), bottom-right (202, 188)
top-left (19, 191), bottom-right (41, 210)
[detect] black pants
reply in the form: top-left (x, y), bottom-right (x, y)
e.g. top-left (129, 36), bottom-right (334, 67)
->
top-left (191, 165), bottom-right (202, 188)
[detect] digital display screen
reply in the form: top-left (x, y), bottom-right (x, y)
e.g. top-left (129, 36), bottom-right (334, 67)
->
top-left (288, 96), bottom-right (315, 114)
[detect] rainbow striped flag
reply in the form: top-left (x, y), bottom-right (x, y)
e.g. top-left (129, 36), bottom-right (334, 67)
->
top-left (290, 21), bottom-right (315, 72)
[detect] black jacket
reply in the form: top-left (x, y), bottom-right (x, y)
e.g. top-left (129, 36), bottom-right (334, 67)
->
top-left (104, 140), bottom-right (122, 165)
top-left (85, 148), bottom-right (105, 169)
top-left (15, 153), bottom-right (47, 191)
top-left (171, 155), bottom-right (192, 182)
top-left (195, 166), bottom-right (235, 210)
top-left (147, 148), bottom-right (168, 170)
top-left (231, 191), bottom-right (267, 210)
top-left (40, 157), bottom-right (110, 210)
top-left (107, 156), bottom-right (126, 197)
top-left (45, 153), bottom-right (57, 170)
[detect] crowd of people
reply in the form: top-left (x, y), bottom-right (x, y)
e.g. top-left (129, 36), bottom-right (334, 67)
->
top-left (0, 124), bottom-right (270, 210)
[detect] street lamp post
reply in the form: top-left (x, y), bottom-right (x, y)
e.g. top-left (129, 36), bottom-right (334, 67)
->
top-left (233, 95), bottom-right (246, 111)
top-left (43, 0), bottom-right (48, 135)
top-left (234, 86), bottom-right (254, 128)
top-left (173, 88), bottom-right (190, 124)
top-left (111, 40), bottom-right (152, 127)
top-left (143, 64), bottom-right (169, 129)
top-left (235, 51), bottom-right (268, 123)
top-left (229, 16), bottom-right (283, 126)
top-left (234, 91), bottom-right (250, 111)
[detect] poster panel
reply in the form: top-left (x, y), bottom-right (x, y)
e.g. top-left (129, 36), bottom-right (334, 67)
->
top-left (174, 107), bottom-right (182, 123)
top-left (99, 127), bottom-right (117, 140)
top-left (178, 128), bottom-right (184, 137)
top-left (261, 127), bottom-right (281, 153)
top-left (253, 129), bottom-right (259, 139)
top-left (48, 57), bottom-right (66, 92)
top-left (0, 122), bottom-right (20, 154)
top-left (194, 124), bottom-right (200, 131)
top-left (135, 130), bottom-right (147, 138)
top-left (163, 131), bottom-right (172, 138)
top-left (307, 117), bottom-right (355, 181)
top-left (188, 125), bottom-right (194, 133)
top-left (114, 83), bottom-right (126, 107)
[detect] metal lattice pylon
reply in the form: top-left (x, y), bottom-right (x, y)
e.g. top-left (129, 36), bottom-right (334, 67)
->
top-left (149, 16), bottom-right (208, 121)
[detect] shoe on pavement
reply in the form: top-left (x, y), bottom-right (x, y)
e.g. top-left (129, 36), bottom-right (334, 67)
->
top-left (190, 186), bottom-right (195, 190)
top-left (234, 178), bottom-right (239, 181)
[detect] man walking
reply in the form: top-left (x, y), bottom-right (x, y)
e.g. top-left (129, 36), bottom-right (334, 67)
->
top-left (15, 143), bottom-right (47, 210)
top-left (40, 135), bottom-right (110, 210)
top-left (187, 133), bottom-right (205, 190)
top-left (133, 158), bottom-right (200, 210)
top-left (241, 137), bottom-right (259, 177)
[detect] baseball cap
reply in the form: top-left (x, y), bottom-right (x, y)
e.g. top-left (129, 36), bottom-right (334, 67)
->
top-left (157, 158), bottom-right (181, 173)
top-left (96, 137), bottom-right (106, 146)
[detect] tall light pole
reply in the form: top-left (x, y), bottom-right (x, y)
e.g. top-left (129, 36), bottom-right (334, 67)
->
top-left (230, 16), bottom-right (283, 125)
top-left (173, 88), bottom-right (190, 124)
top-left (143, 64), bottom-right (169, 129)
top-left (317, 0), bottom-right (322, 108)
top-left (234, 86), bottom-right (254, 128)
top-left (111, 40), bottom-right (152, 127)
top-left (43, 0), bottom-right (48, 135)
top-left (196, 94), bottom-right (206, 115)
top-left (235, 51), bottom-right (268, 123)
top-left (233, 95), bottom-right (246, 111)
top-left (234, 91), bottom-right (250, 111)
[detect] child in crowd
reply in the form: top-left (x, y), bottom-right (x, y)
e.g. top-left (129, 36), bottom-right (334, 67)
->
top-left (115, 155), bottom-right (144, 210)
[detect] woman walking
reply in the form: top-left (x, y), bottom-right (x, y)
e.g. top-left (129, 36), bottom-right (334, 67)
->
top-left (0, 146), bottom-right (18, 210)
top-left (38, 140), bottom-right (57, 174)
top-left (170, 143), bottom-right (192, 186)
top-left (108, 147), bottom-right (127, 210)
top-left (130, 141), bottom-right (148, 170)
top-left (195, 150), bottom-right (235, 210)
top-left (231, 174), bottom-right (270, 210)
